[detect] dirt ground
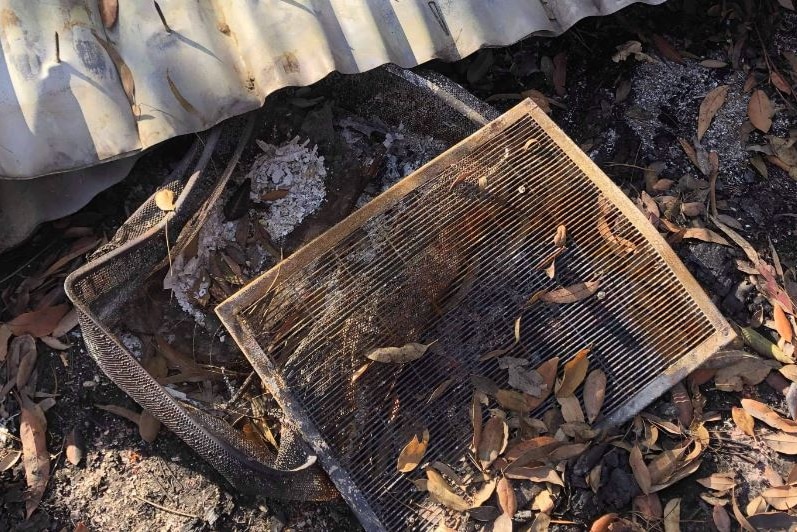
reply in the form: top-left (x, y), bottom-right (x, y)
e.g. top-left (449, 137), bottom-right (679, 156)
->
top-left (3, 1), bottom-right (797, 530)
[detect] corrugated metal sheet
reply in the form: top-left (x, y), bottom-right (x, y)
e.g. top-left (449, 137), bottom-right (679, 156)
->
top-left (0, 0), bottom-right (664, 180)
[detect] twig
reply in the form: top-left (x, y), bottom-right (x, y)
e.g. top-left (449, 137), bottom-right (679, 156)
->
top-left (55, 32), bottom-right (60, 63)
top-left (153, 1), bottom-right (172, 33)
top-left (133, 495), bottom-right (200, 519)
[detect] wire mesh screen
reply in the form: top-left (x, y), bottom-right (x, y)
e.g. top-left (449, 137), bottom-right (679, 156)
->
top-left (218, 100), bottom-right (733, 530)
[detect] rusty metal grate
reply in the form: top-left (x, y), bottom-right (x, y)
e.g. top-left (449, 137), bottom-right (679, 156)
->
top-left (217, 100), bottom-right (734, 531)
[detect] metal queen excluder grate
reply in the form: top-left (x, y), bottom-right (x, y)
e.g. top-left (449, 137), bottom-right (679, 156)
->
top-left (217, 100), bottom-right (735, 530)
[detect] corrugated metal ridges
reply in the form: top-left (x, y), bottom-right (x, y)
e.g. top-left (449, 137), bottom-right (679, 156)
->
top-left (0, 0), bottom-right (663, 179)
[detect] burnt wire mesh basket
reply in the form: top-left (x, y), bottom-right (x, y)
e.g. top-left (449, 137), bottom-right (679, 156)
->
top-left (65, 65), bottom-right (498, 502)
top-left (217, 99), bottom-right (735, 530)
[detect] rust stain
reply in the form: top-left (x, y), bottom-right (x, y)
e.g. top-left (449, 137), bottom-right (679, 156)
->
top-left (0, 9), bottom-right (20, 31)
top-left (280, 52), bottom-right (300, 74)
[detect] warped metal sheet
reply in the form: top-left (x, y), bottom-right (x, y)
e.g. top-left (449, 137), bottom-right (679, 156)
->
top-left (0, 0), bottom-right (663, 180)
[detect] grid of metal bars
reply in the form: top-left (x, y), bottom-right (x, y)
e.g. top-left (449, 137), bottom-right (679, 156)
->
top-left (219, 101), bottom-right (733, 530)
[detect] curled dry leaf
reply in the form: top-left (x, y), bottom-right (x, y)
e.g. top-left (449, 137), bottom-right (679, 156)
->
top-left (731, 489), bottom-right (756, 532)
top-left (696, 472), bottom-right (736, 491)
top-left (13, 335), bottom-right (37, 390)
top-left (547, 442), bottom-right (588, 462)
top-left (497, 476), bottom-right (517, 516)
top-left (775, 304), bottom-right (793, 344)
top-left (492, 513), bottom-right (513, 532)
top-left (478, 413), bottom-right (508, 469)
top-left (0, 449), bottom-right (22, 472)
top-left (65, 428), bottom-right (84, 466)
top-left (505, 465), bottom-right (563, 486)
top-left (713, 503), bottom-right (731, 532)
top-left (138, 410), bottom-right (161, 443)
top-left (748, 90), bottom-right (774, 133)
top-left (663, 498), bottom-right (681, 532)
top-left (99, 0), bottom-right (118, 28)
top-left (761, 485), bottom-right (797, 510)
top-left (629, 445), bottom-right (651, 494)
top-left (427, 379), bottom-right (453, 403)
top-left (598, 198), bottom-right (637, 254)
top-left (96, 404), bottom-right (141, 425)
top-left (397, 428), bottom-right (429, 473)
top-left (154, 189), bottom-right (176, 212)
top-left (697, 85), bottom-right (729, 141)
top-left (532, 490), bottom-right (555, 514)
top-left (425, 469), bottom-right (470, 512)
top-left (8, 304), bottom-right (70, 338)
top-left (553, 225), bottom-right (567, 247)
top-left (681, 228), bottom-right (729, 246)
top-left (471, 391), bottom-right (486, 452)
top-left (761, 431), bottom-right (797, 454)
top-left (652, 34), bottom-right (683, 64)
top-left (731, 406), bottom-right (755, 437)
top-left (526, 357), bottom-right (558, 410)
top-left (366, 342), bottom-right (434, 364)
top-left (471, 478), bottom-right (497, 508)
top-left (589, 513), bottom-right (620, 532)
top-left (351, 362), bottom-right (371, 384)
top-left (539, 281), bottom-right (600, 304)
top-left (583, 369), bottom-right (606, 423)
top-left (555, 346), bottom-right (590, 397)
top-left (557, 394), bottom-right (584, 423)
top-left (746, 495), bottom-right (767, 516)
top-left (20, 393), bottom-right (49, 518)
top-left (634, 493), bottom-right (662, 519)
top-left (741, 398), bottom-right (797, 433)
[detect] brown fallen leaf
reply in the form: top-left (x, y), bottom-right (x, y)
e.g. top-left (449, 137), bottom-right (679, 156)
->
top-left (700, 59), bottom-right (728, 68)
top-left (589, 513), bottom-right (620, 532)
top-left (598, 198), bottom-right (637, 254)
top-left (492, 513), bottom-right (512, 532)
top-left (514, 317), bottom-right (521, 343)
top-left (471, 478), bottom-right (497, 508)
top-left (397, 428), bottom-right (429, 473)
top-left (505, 465), bottom-right (563, 486)
top-left (713, 503), bottom-right (731, 532)
top-left (154, 189), bottom-right (176, 212)
top-left (167, 72), bottom-right (202, 119)
top-left (629, 445), bottom-right (651, 494)
top-left (761, 485), bottom-right (797, 510)
top-left (697, 472), bottom-right (736, 491)
top-left (775, 304), bottom-right (793, 344)
top-left (553, 225), bottom-right (567, 247)
top-left (681, 227), bottom-right (730, 246)
top-left (731, 407), bottom-right (755, 436)
top-left (504, 435), bottom-right (559, 462)
top-left (731, 489), bottom-right (756, 532)
top-left (478, 413), bottom-right (508, 469)
top-left (366, 342), bottom-right (434, 364)
top-left (583, 369), bottom-right (606, 423)
top-left (742, 398), bottom-right (797, 433)
top-left (427, 379), bottom-right (453, 403)
top-left (746, 495), bottom-right (767, 516)
top-left (0, 449), bottom-right (22, 472)
top-left (663, 498), bottom-right (681, 532)
top-left (557, 394), bottom-right (584, 423)
top-left (555, 347), bottom-right (590, 397)
top-left (714, 358), bottom-right (779, 392)
top-left (497, 476), bottom-right (516, 516)
top-left (19, 393), bottom-right (49, 518)
top-left (260, 189), bottom-right (291, 201)
top-left (8, 304), bottom-right (70, 338)
top-left (652, 34), bottom-right (683, 64)
top-left (772, 71), bottom-right (793, 94)
top-left (96, 404), bottom-right (141, 425)
top-left (761, 431), bottom-right (797, 454)
top-left (138, 410), bottom-right (161, 443)
top-left (526, 357), bottom-right (558, 410)
top-left (698, 85), bottom-right (729, 141)
top-left (65, 428), bottom-right (84, 466)
top-left (471, 391), bottom-right (486, 452)
top-left (13, 335), bottom-right (37, 390)
top-left (496, 389), bottom-right (531, 412)
top-left (40, 336), bottom-right (71, 351)
top-left (634, 493), bottom-right (662, 519)
top-left (532, 489), bottom-right (555, 513)
top-left (100, 0), bottom-right (118, 28)
top-left (748, 90), bottom-right (774, 133)
top-left (351, 362), bottom-right (371, 384)
top-left (539, 281), bottom-right (600, 304)
top-left (547, 442), bottom-right (588, 462)
top-left (425, 468), bottom-right (470, 512)
top-left (789, 464), bottom-right (797, 484)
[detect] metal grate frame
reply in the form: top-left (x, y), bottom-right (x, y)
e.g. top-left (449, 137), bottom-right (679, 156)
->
top-left (217, 100), bottom-right (735, 531)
